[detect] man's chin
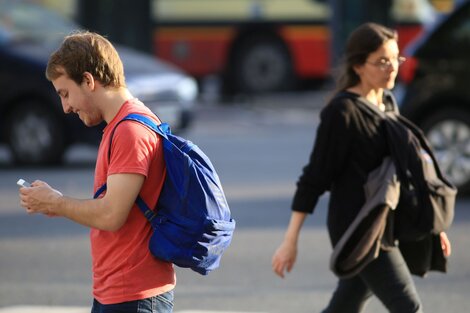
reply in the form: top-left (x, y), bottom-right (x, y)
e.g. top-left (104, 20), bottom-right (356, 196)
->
top-left (81, 118), bottom-right (101, 128)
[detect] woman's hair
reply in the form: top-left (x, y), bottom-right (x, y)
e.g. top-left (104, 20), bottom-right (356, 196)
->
top-left (333, 22), bottom-right (398, 93)
top-left (46, 31), bottom-right (125, 88)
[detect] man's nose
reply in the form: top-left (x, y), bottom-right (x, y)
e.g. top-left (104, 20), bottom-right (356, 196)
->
top-left (61, 101), bottom-right (72, 113)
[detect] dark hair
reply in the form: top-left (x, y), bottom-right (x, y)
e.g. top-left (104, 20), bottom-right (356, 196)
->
top-left (46, 31), bottom-right (125, 88)
top-left (333, 22), bottom-right (398, 93)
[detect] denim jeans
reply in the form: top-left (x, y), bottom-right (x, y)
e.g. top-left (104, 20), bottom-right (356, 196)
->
top-left (91, 290), bottom-right (174, 313)
top-left (322, 247), bottom-right (423, 313)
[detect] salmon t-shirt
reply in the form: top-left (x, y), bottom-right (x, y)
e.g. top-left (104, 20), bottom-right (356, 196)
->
top-left (92, 99), bottom-right (175, 304)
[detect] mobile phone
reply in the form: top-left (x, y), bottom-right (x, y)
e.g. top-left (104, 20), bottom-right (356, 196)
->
top-left (17, 179), bottom-right (31, 188)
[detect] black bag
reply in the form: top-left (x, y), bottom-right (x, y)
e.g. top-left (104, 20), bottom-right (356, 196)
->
top-left (385, 115), bottom-right (457, 240)
top-left (335, 91), bottom-right (456, 241)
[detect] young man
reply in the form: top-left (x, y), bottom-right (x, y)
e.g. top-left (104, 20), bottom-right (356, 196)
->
top-left (18, 31), bottom-right (176, 312)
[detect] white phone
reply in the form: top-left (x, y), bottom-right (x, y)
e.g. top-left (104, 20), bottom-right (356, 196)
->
top-left (17, 179), bottom-right (31, 188)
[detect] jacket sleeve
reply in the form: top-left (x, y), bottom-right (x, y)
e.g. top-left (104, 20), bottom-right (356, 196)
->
top-left (292, 98), bottom-right (355, 214)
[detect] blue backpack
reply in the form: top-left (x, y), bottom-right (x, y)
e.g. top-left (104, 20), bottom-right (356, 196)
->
top-left (94, 113), bottom-right (235, 275)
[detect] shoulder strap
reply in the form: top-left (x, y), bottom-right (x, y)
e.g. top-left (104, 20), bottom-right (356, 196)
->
top-left (107, 113), bottom-right (170, 162)
top-left (122, 113), bottom-right (171, 139)
top-left (94, 113), bottom-right (172, 223)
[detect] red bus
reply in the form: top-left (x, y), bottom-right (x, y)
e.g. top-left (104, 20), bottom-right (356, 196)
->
top-left (151, 0), bottom-right (446, 94)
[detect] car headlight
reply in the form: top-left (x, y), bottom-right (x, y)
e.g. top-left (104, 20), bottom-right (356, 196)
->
top-left (177, 76), bottom-right (198, 103)
top-left (126, 73), bottom-right (198, 104)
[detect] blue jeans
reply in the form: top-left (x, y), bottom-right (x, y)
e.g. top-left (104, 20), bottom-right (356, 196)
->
top-left (91, 290), bottom-right (174, 313)
top-left (322, 247), bottom-right (422, 313)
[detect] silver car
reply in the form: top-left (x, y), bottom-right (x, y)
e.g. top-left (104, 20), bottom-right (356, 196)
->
top-left (0, 2), bottom-right (198, 165)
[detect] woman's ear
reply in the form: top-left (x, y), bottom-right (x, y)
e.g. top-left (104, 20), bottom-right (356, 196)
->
top-left (353, 64), bottom-right (363, 77)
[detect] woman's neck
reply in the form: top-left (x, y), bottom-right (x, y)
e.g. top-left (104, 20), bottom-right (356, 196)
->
top-left (347, 85), bottom-right (384, 106)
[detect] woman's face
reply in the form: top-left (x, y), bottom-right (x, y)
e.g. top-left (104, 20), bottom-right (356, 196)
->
top-left (354, 39), bottom-right (401, 91)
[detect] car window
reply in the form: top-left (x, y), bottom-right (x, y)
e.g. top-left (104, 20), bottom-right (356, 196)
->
top-left (0, 2), bottom-right (77, 44)
top-left (449, 8), bottom-right (470, 45)
top-left (431, 3), bottom-right (470, 55)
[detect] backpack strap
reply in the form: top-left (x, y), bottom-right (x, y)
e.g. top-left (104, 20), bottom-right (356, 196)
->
top-left (93, 182), bottom-right (158, 222)
top-left (107, 114), bottom-right (170, 161)
top-left (123, 113), bottom-right (171, 139)
top-left (94, 113), bottom-right (171, 225)
top-left (93, 184), bottom-right (107, 199)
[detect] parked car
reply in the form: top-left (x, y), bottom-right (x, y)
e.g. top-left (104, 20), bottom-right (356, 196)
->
top-left (0, 2), bottom-right (198, 165)
top-left (398, 0), bottom-right (470, 193)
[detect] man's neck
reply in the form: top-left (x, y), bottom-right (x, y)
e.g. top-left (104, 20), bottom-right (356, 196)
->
top-left (97, 87), bottom-right (134, 124)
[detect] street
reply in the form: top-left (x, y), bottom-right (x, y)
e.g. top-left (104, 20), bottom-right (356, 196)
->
top-left (1, 94), bottom-right (469, 312)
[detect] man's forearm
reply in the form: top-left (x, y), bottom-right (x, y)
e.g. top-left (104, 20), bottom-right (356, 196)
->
top-left (54, 196), bottom-right (123, 231)
top-left (20, 174), bottom-right (144, 232)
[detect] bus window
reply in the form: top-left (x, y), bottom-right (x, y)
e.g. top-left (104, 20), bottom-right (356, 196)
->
top-left (151, 0), bottom-right (441, 94)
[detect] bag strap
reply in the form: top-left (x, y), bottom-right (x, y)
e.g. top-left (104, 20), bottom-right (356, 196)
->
top-left (94, 113), bottom-right (171, 225)
top-left (93, 183), bottom-right (158, 223)
top-left (107, 113), bottom-right (170, 161)
top-left (123, 113), bottom-right (171, 138)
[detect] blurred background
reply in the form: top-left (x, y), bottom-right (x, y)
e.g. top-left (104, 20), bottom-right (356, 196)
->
top-left (46, 0), bottom-right (446, 94)
top-left (1, 0), bottom-right (470, 312)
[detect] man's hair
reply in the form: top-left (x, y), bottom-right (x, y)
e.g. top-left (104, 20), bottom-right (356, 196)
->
top-left (46, 31), bottom-right (125, 88)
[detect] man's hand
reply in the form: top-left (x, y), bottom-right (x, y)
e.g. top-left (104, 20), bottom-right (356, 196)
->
top-left (19, 180), bottom-right (62, 216)
top-left (18, 174), bottom-right (144, 231)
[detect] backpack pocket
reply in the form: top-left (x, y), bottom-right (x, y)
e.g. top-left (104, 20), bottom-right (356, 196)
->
top-left (195, 218), bottom-right (236, 257)
top-left (148, 216), bottom-right (235, 275)
top-left (190, 218), bottom-right (236, 274)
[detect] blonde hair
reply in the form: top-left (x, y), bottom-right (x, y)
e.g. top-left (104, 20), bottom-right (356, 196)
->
top-left (46, 31), bottom-right (125, 88)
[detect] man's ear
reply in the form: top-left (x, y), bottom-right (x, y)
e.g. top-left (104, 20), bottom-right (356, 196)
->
top-left (82, 72), bottom-right (95, 90)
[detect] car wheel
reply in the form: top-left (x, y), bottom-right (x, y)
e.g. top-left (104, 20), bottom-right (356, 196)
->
top-left (421, 108), bottom-right (470, 193)
top-left (6, 101), bottom-right (66, 165)
top-left (233, 36), bottom-right (294, 94)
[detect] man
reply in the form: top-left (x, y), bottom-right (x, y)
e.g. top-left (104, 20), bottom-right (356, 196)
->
top-left (19, 31), bottom-right (176, 312)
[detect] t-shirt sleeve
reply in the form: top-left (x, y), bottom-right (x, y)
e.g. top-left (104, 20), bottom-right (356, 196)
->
top-left (291, 98), bottom-right (355, 214)
top-left (108, 121), bottom-right (159, 177)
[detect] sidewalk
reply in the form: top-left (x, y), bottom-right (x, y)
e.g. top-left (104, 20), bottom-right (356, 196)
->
top-left (0, 307), bottom-right (265, 313)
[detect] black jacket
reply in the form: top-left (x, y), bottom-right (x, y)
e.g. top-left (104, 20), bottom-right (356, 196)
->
top-left (292, 91), bottom-right (391, 246)
top-left (294, 90), bottom-right (454, 276)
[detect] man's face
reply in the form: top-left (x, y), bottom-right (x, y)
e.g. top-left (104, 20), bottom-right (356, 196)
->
top-left (52, 72), bottom-right (102, 127)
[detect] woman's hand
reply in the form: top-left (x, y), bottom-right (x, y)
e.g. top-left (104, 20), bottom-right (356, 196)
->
top-left (272, 239), bottom-right (298, 278)
top-left (440, 232), bottom-right (452, 257)
top-left (272, 211), bottom-right (307, 278)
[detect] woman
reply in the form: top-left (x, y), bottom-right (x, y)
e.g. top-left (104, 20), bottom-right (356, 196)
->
top-left (271, 23), bottom-right (451, 313)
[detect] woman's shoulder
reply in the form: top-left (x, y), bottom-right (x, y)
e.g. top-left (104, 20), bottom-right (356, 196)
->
top-left (322, 91), bottom-right (361, 117)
